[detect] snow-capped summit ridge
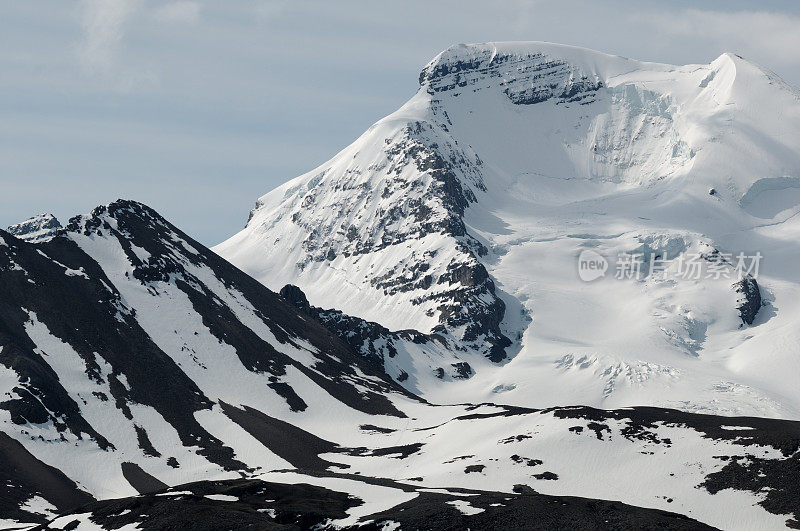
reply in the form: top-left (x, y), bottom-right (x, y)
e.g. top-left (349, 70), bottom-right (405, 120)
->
top-left (419, 41), bottom-right (660, 83)
top-left (418, 42), bottom-right (794, 108)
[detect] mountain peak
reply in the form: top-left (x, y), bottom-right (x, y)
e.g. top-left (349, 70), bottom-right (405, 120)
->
top-left (218, 41), bottom-right (800, 417)
top-left (65, 199), bottom-right (167, 235)
top-left (6, 213), bottom-right (61, 243)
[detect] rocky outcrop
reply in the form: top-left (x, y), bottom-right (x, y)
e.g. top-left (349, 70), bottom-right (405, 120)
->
top-left (279, 284), bottom-right (474, 383)
top-left (702, 247), bottom-right (762, 325)
top-left (734, 276), bottom-right (762, 325)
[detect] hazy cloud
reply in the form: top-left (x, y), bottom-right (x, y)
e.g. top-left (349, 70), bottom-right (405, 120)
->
top-left (78, 0), bottom-right (140, 71)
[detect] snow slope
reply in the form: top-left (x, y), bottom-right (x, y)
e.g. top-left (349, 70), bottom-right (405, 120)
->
top-left (216, 42), bottom-right (800, 419)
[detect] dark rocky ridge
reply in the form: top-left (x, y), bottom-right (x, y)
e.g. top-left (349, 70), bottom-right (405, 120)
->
top-left (61, 200), bottom-right (408, 417)
top-left (18, 401), bottom-right (800, 529)
top-left (701, 248), bottom-right (762, 325)
top-left (548, 405), bottom-right (800, 528)
top-left (36, 477), bottom-right (715, 531)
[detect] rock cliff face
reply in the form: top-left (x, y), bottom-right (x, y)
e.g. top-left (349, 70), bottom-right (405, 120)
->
top-left (419, 43), bottom-right (604, 106)
top-left (218, 102), bottom-right (512, 364)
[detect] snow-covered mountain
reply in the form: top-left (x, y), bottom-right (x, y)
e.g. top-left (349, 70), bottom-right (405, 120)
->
top-left (2, 200), bottom-right (799, 529)
top-left (0, 200), bottom-right (411, 523)
top-left (217, 42), bottom-right (800, 419)
top-left (7, 214), bottom-right (62, 243)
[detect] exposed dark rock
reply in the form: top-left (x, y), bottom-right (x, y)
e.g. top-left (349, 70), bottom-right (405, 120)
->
top-left (0, 224), bottom-right (244, 471)
top-left (0, 432), bottom-right (93, 524)
top-left (451, 361), bottom-right (473, 378)
top-left (500, 434), bottom-right (533, 444)
top-left (37, 479), bottom-right (358, 531)
top-left (359, 424), bottom-right (396, 434)
top-left (281, 117), bottom-right (511, 363)
top-left (120, 462), bottom-right (168, 494)
top-left (586, 422), bottom-right (611, 440)
top-left (547, 406), bottom-right (800, 457)
top-left (219, 401), bottom-right (340, 472)
top-left (350, 443), bottom-right (424, 460)
top-left (369, 483), bottom-right (712, 530)
top-left (703, 454), bottom-right (800, 529)
top-left (267, 380), bottom-right (308, 412)
top-left (734, 276), bottom-right (761, 325)
top-left (0, 198), bottom-right (435, 521)
top-left (278, 283), bottom-right (474, 383)
top-left (278, 284), bottom-right (310, 311)
top-left (134, 425), bottom-right (161, 458)
top-left (510, 455), bottom-right (543, 467)
top-left (60, 201), bottom-right (409, 420)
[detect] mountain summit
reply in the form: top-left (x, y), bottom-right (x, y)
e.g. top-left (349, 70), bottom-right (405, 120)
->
top-left (7, 213), bottom-right (62, 243)
top-left (216, 42), bottom-right (800, 416)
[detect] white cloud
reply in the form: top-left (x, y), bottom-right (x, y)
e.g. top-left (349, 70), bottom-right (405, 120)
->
top-left (153, 1), bottom-right (201, 24)
top-left (75, 0), bottom-right (160, 92)
top-left (77, 0), bottom-right (141, 71)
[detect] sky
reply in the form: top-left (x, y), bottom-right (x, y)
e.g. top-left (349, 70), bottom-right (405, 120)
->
top-left (3, 1), bottom-right (800, 245)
